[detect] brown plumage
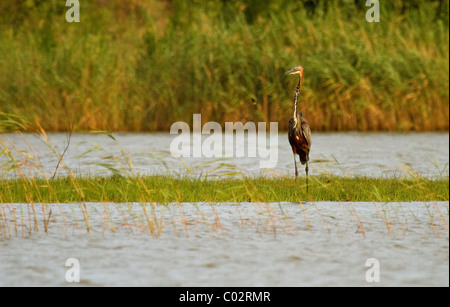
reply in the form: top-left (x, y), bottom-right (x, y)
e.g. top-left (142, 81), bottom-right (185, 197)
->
top-left (286, 65), bottom-right (311, 192)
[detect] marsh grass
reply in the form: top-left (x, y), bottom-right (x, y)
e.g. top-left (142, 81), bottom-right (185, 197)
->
top-left (0, 0), bottom-right (448, 132)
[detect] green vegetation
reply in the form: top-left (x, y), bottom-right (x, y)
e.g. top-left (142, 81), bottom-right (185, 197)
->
top-left (0, 175), bottom-right (448, 203)
top-left (0, 0), bottom-right (448, 132)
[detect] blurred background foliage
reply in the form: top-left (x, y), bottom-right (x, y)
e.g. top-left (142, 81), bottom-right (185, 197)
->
top-left (0, 0), bottom-right (448, 131)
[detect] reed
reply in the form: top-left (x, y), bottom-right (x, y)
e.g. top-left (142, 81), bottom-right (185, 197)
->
top-left (0, 0), bottom-right (448, 132)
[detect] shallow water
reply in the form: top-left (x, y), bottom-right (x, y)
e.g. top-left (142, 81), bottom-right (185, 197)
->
top-left (0, 132), bottom-right (448, 178)
top-left (0, 202), bottom-right (448, 287)
top-left (1, 132), bottom-right (448, 286)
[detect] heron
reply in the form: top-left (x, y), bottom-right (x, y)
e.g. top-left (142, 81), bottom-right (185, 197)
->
top-left (286, 65), bottom-right (311, 192)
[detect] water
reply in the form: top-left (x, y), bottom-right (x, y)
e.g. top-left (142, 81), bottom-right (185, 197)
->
top-left (0, 202), bottom-right (448, 287)
top-left (0, 132), bottom-right (448, 178)
top-left (0, 132), bottom-right (448, 286)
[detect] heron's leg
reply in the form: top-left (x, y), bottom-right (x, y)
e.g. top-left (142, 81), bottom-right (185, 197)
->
top-left (305, 162), bottom-right (309, 193)
top-left (294, 153), bottom-right (298, 183)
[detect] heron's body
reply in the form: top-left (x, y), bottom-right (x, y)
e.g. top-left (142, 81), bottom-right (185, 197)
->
top-left (288, 113), bottom-right (311, 165)
top-left (286, 65), bottom-right (311, 191)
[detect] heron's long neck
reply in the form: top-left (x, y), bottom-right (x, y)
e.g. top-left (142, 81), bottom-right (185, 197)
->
top-left (293, 74), bottom-right (303, 124)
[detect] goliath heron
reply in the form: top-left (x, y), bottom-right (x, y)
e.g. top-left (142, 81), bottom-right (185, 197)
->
top-left (286, 65), bottom-right (311, 192)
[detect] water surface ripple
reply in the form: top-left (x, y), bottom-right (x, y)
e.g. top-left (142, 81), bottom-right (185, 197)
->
top-left (0, 132), bottom-right (448, 178)
top-left (0, 202), bottom-right (448, 287)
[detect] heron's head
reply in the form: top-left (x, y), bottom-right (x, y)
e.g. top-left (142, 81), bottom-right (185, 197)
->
top-left (286, 65), bottom-right (304, 77)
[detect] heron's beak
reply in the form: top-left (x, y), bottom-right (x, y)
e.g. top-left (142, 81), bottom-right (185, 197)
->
top-left (285, 67), bottom-right (299, 75)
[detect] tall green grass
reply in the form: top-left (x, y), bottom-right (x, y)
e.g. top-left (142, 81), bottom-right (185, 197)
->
top-left (0, 0), bottom-right (448, 132)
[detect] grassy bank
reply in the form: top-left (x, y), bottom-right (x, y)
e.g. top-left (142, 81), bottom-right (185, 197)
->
top-left (0, 0), bottom-right (448, 132)
top-left (0, 175), bottom-right (448, 203)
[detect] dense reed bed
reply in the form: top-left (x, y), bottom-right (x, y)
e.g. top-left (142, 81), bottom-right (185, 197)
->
top-left (0, 0), bottom-right (448, 132)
